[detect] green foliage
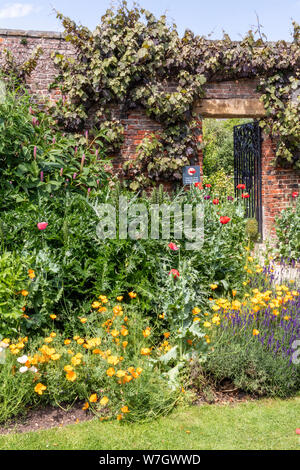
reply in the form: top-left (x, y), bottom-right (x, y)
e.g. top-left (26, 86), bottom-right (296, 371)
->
top-left (259, 73), bottom-right (300, 167)
top-left (203, 170), bottom-right (234, 198)
top-left (245, 218), bottom-right (259, 242)
top-left (0, 88), bottom-right (110, 208)
top-left (202, 119), bottom-right (252, 176)
top-left (275, 196), bottom-right (300, 260)
top-left (0, 184), bottom-right (249, 336)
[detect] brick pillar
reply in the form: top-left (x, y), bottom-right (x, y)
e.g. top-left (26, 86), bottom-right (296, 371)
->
top-left (261, 132), bottom-right (300, 239)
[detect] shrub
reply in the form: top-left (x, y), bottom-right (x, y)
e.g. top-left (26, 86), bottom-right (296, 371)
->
top-left (245, 218), bottom-right (259, 242)
top-left (203, 170), bottom-right (234, 198)
top-left (204, 277), bottom-right (300, 397)
top-left (0, 294), bottom-right (187, 423)
top-left (0, 344), bottom-right (36, 423)
top-left (0, 87), bottom-right (110, 209)
top-left (205, 338), bottom-right (299, 398)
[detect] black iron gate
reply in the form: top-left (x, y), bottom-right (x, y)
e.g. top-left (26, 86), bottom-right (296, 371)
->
top-left (233, 121), bottom-right (262, 238)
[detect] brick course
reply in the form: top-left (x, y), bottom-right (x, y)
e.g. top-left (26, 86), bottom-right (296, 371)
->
top-left (0, 29), bottom-right (299, 237)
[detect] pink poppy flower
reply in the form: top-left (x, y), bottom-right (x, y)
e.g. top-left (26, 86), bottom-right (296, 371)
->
top-left (168, 242), bottom-right (179, 251)
top-left (37, 222), bottom-right (48, 230)
top-left (292, 191), bottom-right (298, 198)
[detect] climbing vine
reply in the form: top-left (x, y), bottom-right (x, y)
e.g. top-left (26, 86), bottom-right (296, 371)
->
top-left (47, 2), bottom-right (299, 187)
top-left (0, 46), bottom-right (43, 88)
top-left (259, 73), bottom-right (300, 166)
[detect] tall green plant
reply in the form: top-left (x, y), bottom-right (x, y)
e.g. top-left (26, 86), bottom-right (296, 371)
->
top-left (0, 87), bottom-right (110, 208)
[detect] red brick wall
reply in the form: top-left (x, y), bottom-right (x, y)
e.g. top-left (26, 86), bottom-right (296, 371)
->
top-left (119, 110), bottom-right (162, 170)
top-left (261, 134), bottom-right (300, 238)
top-left (0, 30), bottom-right (73, 100)
top-left (203, 78), bottom-right (259, 99)
top-left (0, 29), bottom-right (299, 237)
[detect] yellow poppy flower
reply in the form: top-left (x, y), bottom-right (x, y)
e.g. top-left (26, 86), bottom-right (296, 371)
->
top-left (66, 370), bottom-right (77, 381)
top-left (106, 367), bottom-right (115, 377)
top-left (100, 396), bottom-right (109, 406)
top-left (142, 327), bottom-right (151, 338)
top-left (89, 393), bottom-right (97, 403)
top-left (140, 347), bottom-right (151, 355)
top-left (34, 383), bottom-right (47, 395)
top-left (121, 405), bottom-right (130, 413)
top-left (128, 292), bottom-right (137, 298)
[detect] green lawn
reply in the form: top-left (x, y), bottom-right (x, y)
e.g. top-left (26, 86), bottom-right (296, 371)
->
top-left (0, 397), bottom-right (299, 450)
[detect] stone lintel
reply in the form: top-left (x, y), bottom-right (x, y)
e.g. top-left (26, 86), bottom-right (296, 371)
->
top-left (194, 98), bottom-right (266, 118)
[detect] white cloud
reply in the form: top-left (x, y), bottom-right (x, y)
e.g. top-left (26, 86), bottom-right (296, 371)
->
top-left (0, 3), bottom-right (35, 19)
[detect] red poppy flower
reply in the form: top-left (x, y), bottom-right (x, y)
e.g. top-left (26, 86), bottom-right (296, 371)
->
top-left (169, 269), bottom-right (180, 279)
top-left (194, 182), bottom-right (203, 189)
top-left (292, 191), bottom-right (299, 198)
top-left (220, 216), bottom-right (231, 225)
top-left (241, 193), bottom-right (250, 199)
top-left (37, 222), bottom-right (48, 230)
top-left (236, 184), bottom-right (246, 190)
top-left (205, 184), bottom-right (212, 188)
top-left (213, 199), bottom-right (219, 205)
top-left (168, 242), bottom-right (179, 251)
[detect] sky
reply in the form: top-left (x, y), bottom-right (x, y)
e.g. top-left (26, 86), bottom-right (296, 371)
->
top-left (0, 0), bottom-right (299, 41)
